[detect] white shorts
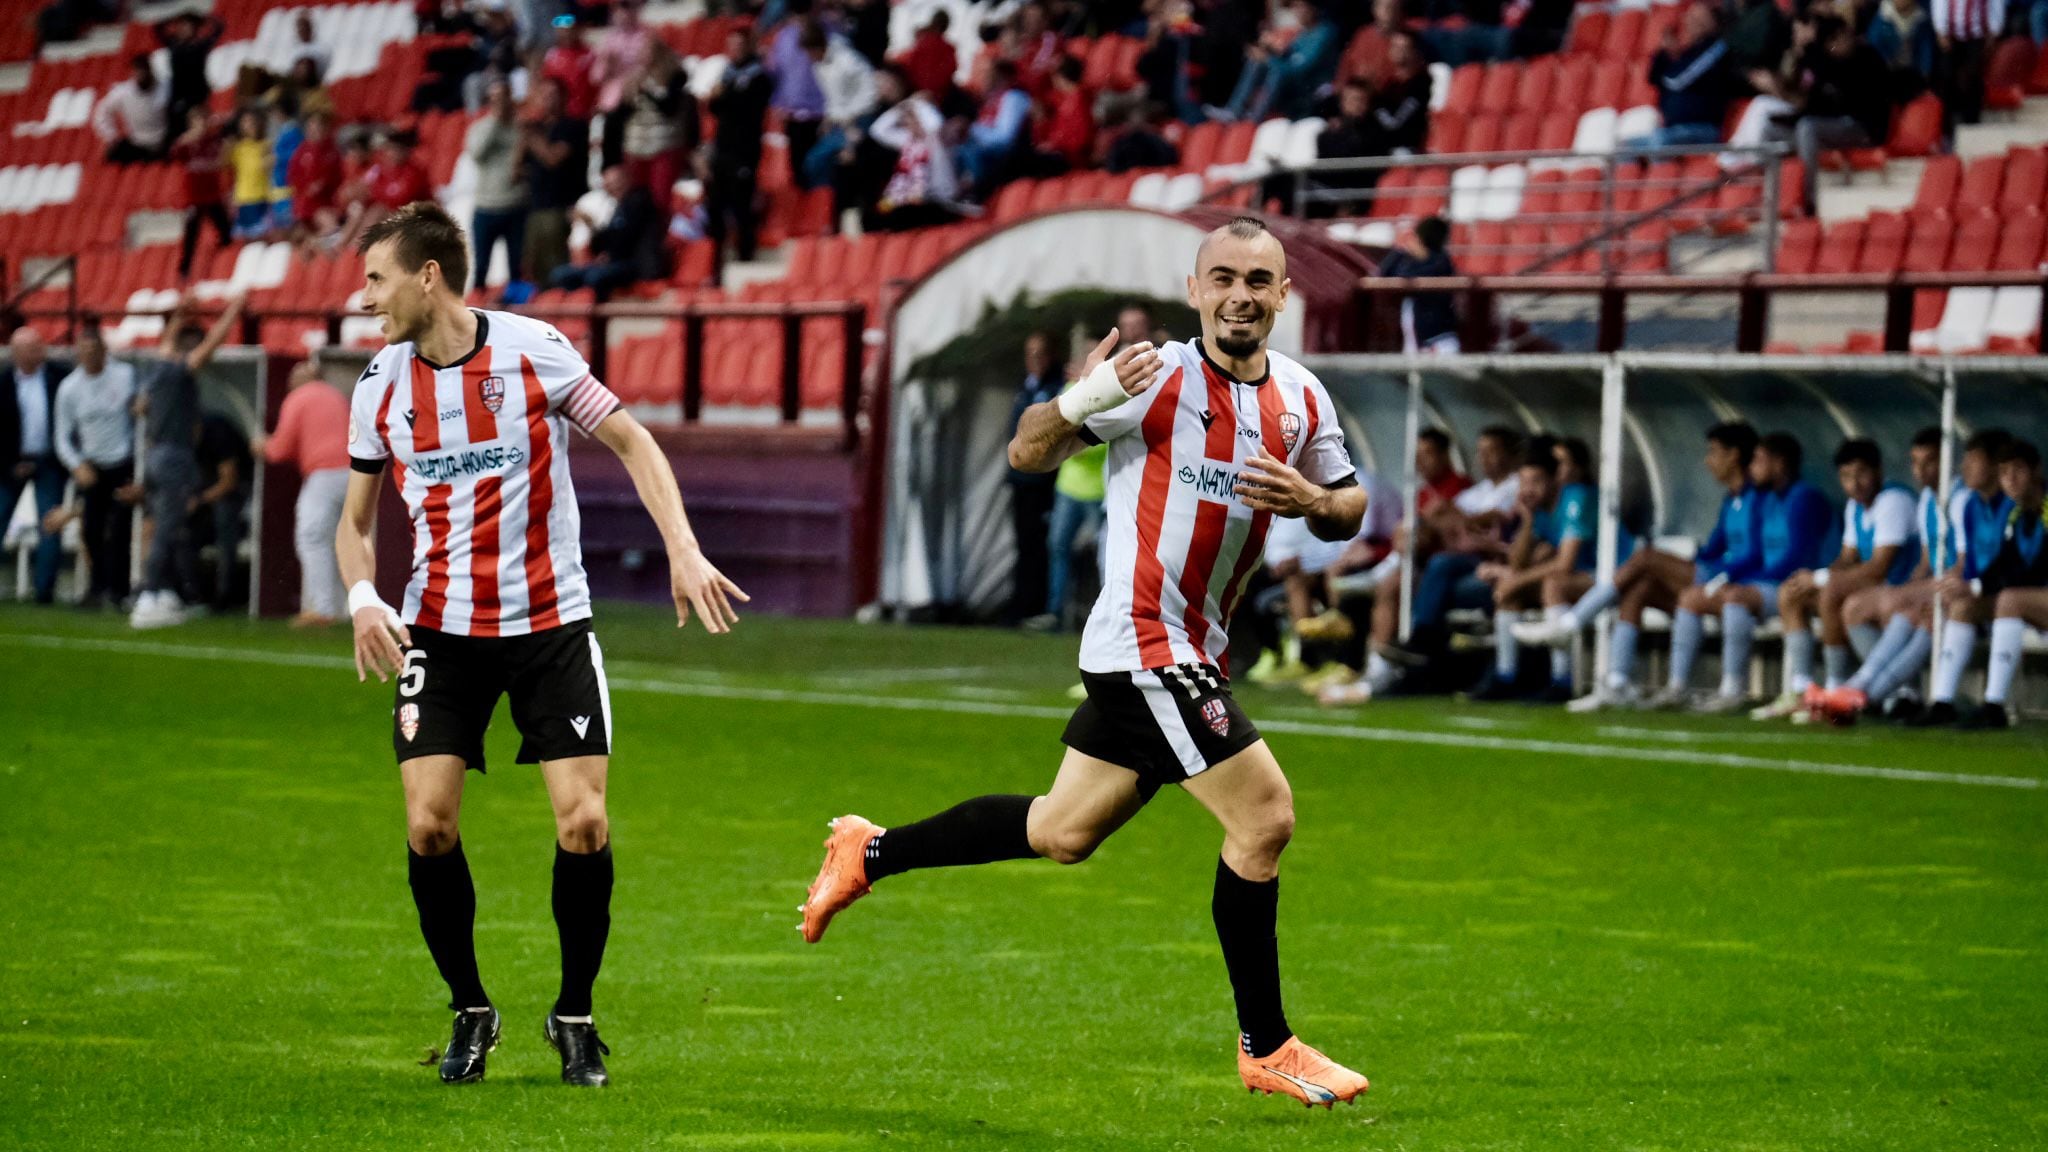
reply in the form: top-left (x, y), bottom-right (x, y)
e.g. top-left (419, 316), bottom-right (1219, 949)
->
top-left (1263, 516), bottom-right (1349, 575)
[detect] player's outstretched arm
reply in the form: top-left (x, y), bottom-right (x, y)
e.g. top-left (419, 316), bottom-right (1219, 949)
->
top-left (1235, 451), bottom-right (1366, 541)
top-left (1007, 330), bottom-right (1160, 472)
top-left (592, 408), bottom-right (749, 633)
top-left (336, 469), bottom-right (410, 682)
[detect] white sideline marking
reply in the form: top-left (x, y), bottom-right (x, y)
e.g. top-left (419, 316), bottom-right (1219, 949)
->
top-left (5, 633), bottom-right (2039, 791)
top-left (1593, 724), bottom-right (1863, 746)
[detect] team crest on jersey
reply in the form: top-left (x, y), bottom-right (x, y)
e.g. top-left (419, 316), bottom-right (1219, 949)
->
top-left (1279, 412), bottom-right (1302, 453)
top-left (399, 703), bottom-right (420, 742)
top-left (479, 375), bottom-right (506, 414)
top-left (1201, 698), bottom-right (1230, 737)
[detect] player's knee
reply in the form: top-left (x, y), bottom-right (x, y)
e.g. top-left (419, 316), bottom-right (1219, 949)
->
top-left (555, 797), bottom-right (609, 853)
top-left (1033, 821), bottom-right (1102, 865)
top-left (408, 812), bottom-right (461, 856)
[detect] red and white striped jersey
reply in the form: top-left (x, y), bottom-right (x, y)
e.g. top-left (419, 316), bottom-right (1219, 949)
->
top-left (346, 309), bottom-right (622, 638)
top-left (1933, 0), bottom-right (2004, 40)
top-left (1076, 339), bottom-right (1356, 675)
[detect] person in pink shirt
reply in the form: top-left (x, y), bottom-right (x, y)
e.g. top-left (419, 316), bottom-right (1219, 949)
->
top-left (252, 361), bottom-right (352, 626)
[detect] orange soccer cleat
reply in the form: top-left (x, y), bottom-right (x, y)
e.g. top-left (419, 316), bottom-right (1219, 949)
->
top-left (1237, 1036), bottom-right (1370, 1108)
top-left (1823, 685), bottom-right (1869, 725)
top-left (799, 815), bottom-right (882, 944)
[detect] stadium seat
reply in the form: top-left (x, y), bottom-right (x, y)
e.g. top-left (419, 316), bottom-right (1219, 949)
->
top-left (1409, 166), bottom-right (1452, 219)
top-left (1985, 37), bottom-right (2033, 112)
top-left (1248, 118), bottom-right (1293, 172)
top-left (1776, 218), bottom-right (1820, 274)
top-left (1885, 93), bottom-right (1943, 158)
top-left (1554, 56), bottom-right (1595, 115)
top-left (1571, 108), bottom-right (1618, 155)
top-left (1428, 62), bottom-right (1454, 110)
top-left (1515, 57), bottom-right (1558, 113)
top-left (1280, 119), bottom-right (1324, 168)
top-left (1161, 172), bottom-right (1205, 210)
top-left (1959, 154), bottom-right (2006, 214)
top-left (1640, 5), bottom-right (1680, 55)
top-left (1461, 220), bottom-right (1509, 276)
top-left (1992, 209), bottom-right (2045, 270)
top-left (2001, 148), bottom-right (2045, 215)
top-left (1127, 170), bottom-right (1170, 209)
top-left (1931, 286), bottom-right (1995, 353)
top-left (1478, 62), bottom-right (1522, 116)
top-left (1603, 9), bottom-right (1646, 58)
top-left (1986, 285), bottom-right (2042, 351)
top-left (1501, 111), bottom-right (1543, 157)
top-left (1903, 212), bottom-right (1956, 272)
top-left (1950, 212), bottom-right (1999, 272)
top-left (1446, 64), bottom-right (1485, 114)
top-left (1372, 167), bottom-right (1416, 218)
top-left (1565, 11), bottom-right (1610, 57)
top-left (1448, 164), bottom-right (1491, 222)
top-left (1856, 212), bottom-right (1908, 273)
top-left (1464, 114), bottom-right (1502, 155)
top-left (1814, 219), bottom-right (1866, 276)
top-left (1615, 105), bottom-right (1661, 145)
top-left (1481, 164), bottom-right (1527, 220)
top-left (1914, 154), bottom-right (1962, 215)
top-left (1427, 109), bottom-right (1468, 155)
top-left (1505, 222), bottom-right (1546, 272)
top-left (1587, 61), bottom-right (1628, 111)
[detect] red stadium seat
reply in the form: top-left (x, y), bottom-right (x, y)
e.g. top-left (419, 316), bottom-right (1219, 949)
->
top-left (1464, 114), bottom-right (1502, 155)
top-left (1216, 121), bottom-right (1257, 165)
top-left (1478, 62), bottom-right (1522, 116)
top-left (1887, 93), bottom-right (1943, 158)
top-left (1623, 69), bottom-right (1657, 110)
top-left (1548, 223), bottom-right (1599, 273)
top-left (1446, 64), bottom-right (1484, 113)
top-left (1466, 221), bottom-right (1510, 276)
top-left (1620, 221), bottom-right (1668, 272)
top-left (1554, 56), bottom-right (1595, 114)
top-left (1640, 6), bottom-right (1680, 55)
top-left (1902, 212), bottom-right (1955, 272)
top-left (1914, 154), bottom-right (1962, 215)
top-left (1408, 166), bottom-right (1451, 218)
top-left (1180, 121), bottom-right (1225, 171)
top-left (1814, 219), bottom-right (1866, 275)
top-left (1857, 211), bottom-right (1907, 273)
top-left (1427, 108), bottom-right (1468, 154)
top-left (1565, 11), bottom-right (1609, 57)
top-left (1776, 218), bottom-right (1821, 275)
top-left (1534, 111), bottom-right (1578, 153)
top-left (2029, 40), bottom-right (2048, 93)
top-left (1950, 212), bottom-right (1999, 272)
top-left (1986, 37), bottom-right (2033, 112)
top-left (1372, 167), bottom-right (1416, 217)
top-left (1515, 57), bottom-right (1558, 113)
top-left (1602, 10), bottom-right (1646, 59)
top-left (1959, 154), bottom-right (2006, 213)
top-left (1587, 61), bottom-right (1628, 111)
top-left (1502, 111), bottom-right (1543, 160)
top-left (1505, 222), bottom-right (1546, 272)
top-left (2001, 148), bottom-right (2045, 215)
top-left (1992, 209), bottom-right (2045, 269)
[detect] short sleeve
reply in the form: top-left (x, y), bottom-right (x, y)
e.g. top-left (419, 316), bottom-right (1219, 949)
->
top-left (527, 320), bottom-right (622, 434)
top-left (347, 357), bottom-right (393, 470)
top-left (1560, 485), bottom-right (1596, 541)
top-left (1079, 376), bottom-right (1164, 445)
top-left (1872, 489), bottom-right (1914, 548)
top-left (1841, 508), bottom-right (1858, 548)
top-left (1297, 377), bottom-right (1355, 487)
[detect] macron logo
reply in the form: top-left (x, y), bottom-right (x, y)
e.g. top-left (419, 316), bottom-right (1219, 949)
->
top-left (570, 716), bottom-right (591, 738)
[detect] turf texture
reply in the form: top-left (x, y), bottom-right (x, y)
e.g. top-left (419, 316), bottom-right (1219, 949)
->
top-left (1, 602), bottom-right (2045, 1150)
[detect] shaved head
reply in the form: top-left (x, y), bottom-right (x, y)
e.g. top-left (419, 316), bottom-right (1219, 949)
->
top-left (1195, 216), bottom-right (1287, 278)
top-left (1188, 216), bottom-right (1290, 361)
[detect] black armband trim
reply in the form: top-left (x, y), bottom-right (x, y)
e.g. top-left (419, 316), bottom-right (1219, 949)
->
top-left (1322, 472), bottom-right (1359, 490)
top-left (1075, 425), bottom-right (1103, 447)
top-left (350, 456), bottom-right (387, 475)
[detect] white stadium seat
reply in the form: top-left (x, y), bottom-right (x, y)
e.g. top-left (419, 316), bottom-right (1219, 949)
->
top-left (1447, 164), bottom-right (1490, 223)
top-left (1572, 107), bottom-right (1619, 155)
top-left (1932, 287), bottom-right (1995, 353)
top-left (1281, 118), bottom-right (1325, 168)
top-left (1248, 118), bottom-right (1293, 172)
top-left (1127, 171), bottom-right (1169, 209)
top-left (1428, 63), bottom-right (1453, 111)
top-left (1987, 286), bottom-right (2041, 349)
top-left (1161, 172), bottom-right (1205, 210)
top-left (1615, 104), bottom-right (1662, 145)
top-left (1480, 164), bottom-right (1526, 220)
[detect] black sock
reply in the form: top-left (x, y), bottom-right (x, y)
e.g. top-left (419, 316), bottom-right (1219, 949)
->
top-left (864, 794), bottom-right (1037, 882)
top-left (552, 843), bottom-right (613, 1018)
top-left (1212, 856), bottom-right (1291, 1059)
top-left (407, 841), bottom-right (489, 1011)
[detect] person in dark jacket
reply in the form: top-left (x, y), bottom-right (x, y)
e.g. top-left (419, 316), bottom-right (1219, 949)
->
top-left (1378, 216), bottom-right (1461, 354)
top-left (155, 10), bottom-right (223, 130)
top-left (549, 166), bottom-right (668, 299)
top-left (1768, 17), bottom-right (1893, 212)
top-left (708, 26), bottom-right (774, 261)
top-left (1725, 0), bottom-right (1794, 94)
top-left (1631, 4), bottom-right (1733, 149)
top-left (1103, 102), bottom-right (1182, 173)
top-left (1004, 331), bottom-right (1062, 625)
top-left (1, 327), bottom-right (71, 603)
top-left (1364, 32), bottom-right (1431, 156)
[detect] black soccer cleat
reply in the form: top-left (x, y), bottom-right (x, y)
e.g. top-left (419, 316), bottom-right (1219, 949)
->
top-left (544, 1013), bottom-right (611, 1087)
top-left (438, 1006), bottom-right (501, 1084)
top-left (1902, 701), bottom-right (1958, 727)
top-left (1464, 673), bottom-right (1523, 702)
top-left (1956, 702), bottom-right (2011, 730)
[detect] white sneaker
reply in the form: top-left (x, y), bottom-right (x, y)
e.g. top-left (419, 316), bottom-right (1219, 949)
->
top-left (1316, 678), bottom-right (1373, 707)
top-left (1749, 692), bottom-right (1803, 720)
top-left (1640, 684), bottom-right (1697, 711)
top-left (1691, 692), bottom-right (1751, 715)
top-left (1511, 615), bottom-right (1576, 649)
top-left (1567, 682), bottom-right (1641, 713)
top-left (130, 592), bottom-right (190, 630)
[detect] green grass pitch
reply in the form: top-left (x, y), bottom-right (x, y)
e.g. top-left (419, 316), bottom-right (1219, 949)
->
top-left (2, 602), bottom-right (2045, 1150)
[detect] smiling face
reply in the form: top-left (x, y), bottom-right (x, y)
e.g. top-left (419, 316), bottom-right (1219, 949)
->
top-left (360, 237), bottom-right (436, 345)
top-left (1187, 225), bottom-right (1289, 360)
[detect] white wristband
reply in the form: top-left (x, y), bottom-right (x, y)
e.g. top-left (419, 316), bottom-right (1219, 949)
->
top-left (348, 580), bottom-right (395, 620)
top-left (1056, 357), bottom-right (1130, 426)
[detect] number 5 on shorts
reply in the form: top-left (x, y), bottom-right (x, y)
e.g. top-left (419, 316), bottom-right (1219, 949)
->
top-left (398, 650), bottom-right (428, 698)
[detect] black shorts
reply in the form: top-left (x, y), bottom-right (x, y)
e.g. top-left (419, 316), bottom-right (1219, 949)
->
top-left (391, 620), bottom-right (612, 772)
top-left (1061, 663), bottom-right (1262, 799)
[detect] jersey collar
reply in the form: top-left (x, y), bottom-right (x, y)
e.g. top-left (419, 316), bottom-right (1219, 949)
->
top-left (1194, 338), bottom-right (1271, 388)
top-left (415, 310), bottom-right (490, 372)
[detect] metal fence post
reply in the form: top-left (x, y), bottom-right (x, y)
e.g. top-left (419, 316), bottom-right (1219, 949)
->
top-left (682, 311), bottom-right (705, 422)
top-left (1594, 356), bottom-right (1626, 688)
top-left (1397, 365), bottom-right (1422, 643)
top-left (1929, 360), bottom-right (1958, 690)
top-left (780, 311), bottom-right (803, 422)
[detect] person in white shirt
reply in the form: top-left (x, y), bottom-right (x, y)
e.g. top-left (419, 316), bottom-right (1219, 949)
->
top-left (796, 23), bottom-right (878, 190)
top-left (93, 55), bottom-right (170, 165)
top-left (286, 12), bottom-right (332, 79)
top-left (52, 323), bottom-right (137, 607)
top-left (3, 328), bottom-right (70, 603)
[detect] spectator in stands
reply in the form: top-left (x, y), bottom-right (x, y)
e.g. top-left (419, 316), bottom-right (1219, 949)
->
top-left (227, 108), bottom-right (276, 242)
top-left (620, 40), bottom-right (697, 214)
top-left (467, 78), bottom-right (531, 291)
top-left (1754, 437), bottom-right (1914, 720)
top-left (543, 14), bottom-right (598, 122)
top-left (1334, 0), bottom-right (1402, 91)
top-left (157, 10), bottom-right (225, 130)
top-left (93, 55), bottom-right (169, 165)
top-left (1137, 0), bottom-right (1201, 121)
top-left (550, 164), bottom-right (667, 299)
top-left (956, 59), bottom-right (1034, 194)
top-left (770, 13), bottom-right (832, 176)
top-left (898, 10), bottom-right (959, 99)
top-left (273, 56), bottom-right (334, 122)
top-left (250, 362), bottom-right (351, 626)
top-left (287, 11), bottom-right (331, 80)
top-left (1932, 0), bottom-right (2003, 131)
top-left (1191, 0), bottom-right (1264, 112)
top-left (1207, 0), bottom-right (1340, 121)
top-left (1630, 3), bottom-right (1734, 150)
top-left (173, 109), bottom-right (230, 281)
top-left (1511, 0), bottom-right (1579, 59)
top-left (1869, 0), bottom-right (1938, 91)
top-left (1468, 436), bottom-right (1602, 702)
top-left (1008, 2), bottom-right (1067, 98)
top-left (1006, 330), bottom-right (1063, 626)
top-left (1027, 57), bottom-right (1095, 175)
top-left (337, 129), bottom-right (432, 255)
top-left (593, 0), bottom-right (654, 168)
top-left (797, 17), bottom-right (881, 190)
top-left (1363, 31), bottom-right (1431, 156)
top-left (52, 321), bottom-right (135, 609)
top-left (1377, 216), bottom-right (1460, 355)
top-left (462, 3), bottom-right (526, 113)
top-left (191, 410), bottom-right (250, 612)
top-left (2, 328), bottom-right (70, 604)
top-left (1262, 76), bottom-right (1373, 214)
top-left (819, 66), bottom-right (908, 222)
top-left (131, 292), bottom-right (243, 629)
top-left (844, 0), bottom-right (892, 67)
top-left (523, 76), bottom-right (591, 281)
top-left (1758, 17), bottom-right (1892, 212)
top-left (1424, 0), bottom-right (1513, 66)
top-left (709, 25), bottom-right (774, 262)
top-left (265, 103), bottom-right (303, 235)
top-left (1726, 0), bottom-right (1795, 93)
top-left (867, 88), bottom-right (965, 229)
top-left (1103, 100), bottom-right (1182, 173)
top-left (287, 111), bottom-right (344, 258)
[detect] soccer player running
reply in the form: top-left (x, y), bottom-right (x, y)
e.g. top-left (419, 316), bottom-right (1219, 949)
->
top-left (800, 217), bottom-right (1372, 1108)
top-left (337, 203), bottom-right (746, 1087)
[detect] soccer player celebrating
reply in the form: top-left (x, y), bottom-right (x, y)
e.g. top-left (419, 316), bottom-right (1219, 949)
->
top-left (1753, 439), bottom-right (1919, 720)
top-left (337, 202), bottom-right (746, 1087)
top-left (1516, 422), bottom-right (1761, 712)
top-left (800, 217), bottom-right (1372, 1108)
